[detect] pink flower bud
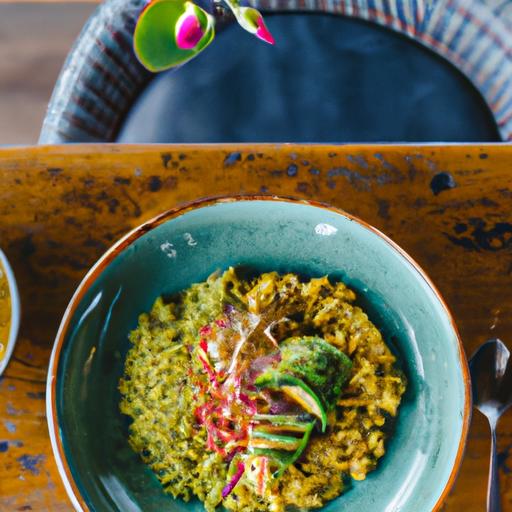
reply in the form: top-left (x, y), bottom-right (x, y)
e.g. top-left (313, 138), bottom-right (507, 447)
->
top-left (254, 13), bottom-right (274, 45)
top-left (175, 2), bottom-right (212, 50)
top-left (237, 7), bottom-right (275, 45)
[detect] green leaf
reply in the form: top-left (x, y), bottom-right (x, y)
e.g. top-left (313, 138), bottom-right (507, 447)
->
top-left (134, 0), bottom-right (215, 72)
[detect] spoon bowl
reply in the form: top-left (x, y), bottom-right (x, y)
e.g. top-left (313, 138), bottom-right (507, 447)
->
top-left (469, 338), bottom-right (512, 511)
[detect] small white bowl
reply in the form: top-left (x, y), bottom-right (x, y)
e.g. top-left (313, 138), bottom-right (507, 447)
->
top-left (0, 249), bottom-right (20, 375)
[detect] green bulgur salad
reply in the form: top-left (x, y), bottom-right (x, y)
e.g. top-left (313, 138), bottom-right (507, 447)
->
top-left (119, 268), bottom-right (406, 511)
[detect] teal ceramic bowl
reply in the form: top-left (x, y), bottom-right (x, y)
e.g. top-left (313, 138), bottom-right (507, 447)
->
top-left (47, 196), bottom-right (470, 512)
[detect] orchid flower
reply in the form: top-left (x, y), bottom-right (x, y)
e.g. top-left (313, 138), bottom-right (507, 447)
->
top-left (133, 0), bottom-right (274, 72)
top-left (134, 0), bottom-right (215, 72)
top-left (175, 2), bottom-right (213, 49)
top-left (232, 5), bottom-right (275, 45)
top-left (221, 0), bottom-right (274, 45)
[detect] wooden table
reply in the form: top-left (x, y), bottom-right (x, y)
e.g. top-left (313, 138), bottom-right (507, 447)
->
top-left (0, 143), bottom-right (511, 511)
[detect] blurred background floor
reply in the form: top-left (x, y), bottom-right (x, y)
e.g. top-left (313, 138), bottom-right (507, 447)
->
top-left (0, 3), bottom-right (95, 145)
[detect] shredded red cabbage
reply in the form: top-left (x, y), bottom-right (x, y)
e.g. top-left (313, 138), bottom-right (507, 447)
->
top-left (221, 462), bottom-right (245, 498)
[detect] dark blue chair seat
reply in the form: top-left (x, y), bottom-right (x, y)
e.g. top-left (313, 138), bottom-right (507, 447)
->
top-left (118, 14), bottom-right (500, 143)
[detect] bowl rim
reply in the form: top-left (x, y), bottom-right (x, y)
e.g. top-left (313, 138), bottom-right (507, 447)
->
top-left (0, 249), bottom-right (21, 376)
top-left (46, 194), bottom-right (471, 512)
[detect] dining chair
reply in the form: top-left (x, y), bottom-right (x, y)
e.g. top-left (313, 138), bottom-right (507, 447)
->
top-left (39, 0), bottom-right (512, 144)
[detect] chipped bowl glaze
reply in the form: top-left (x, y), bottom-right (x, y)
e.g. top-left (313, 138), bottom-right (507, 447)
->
top-left (47, 196), bottom-right (471, 512)
top-left (0, 249), bottom-right (20, 376)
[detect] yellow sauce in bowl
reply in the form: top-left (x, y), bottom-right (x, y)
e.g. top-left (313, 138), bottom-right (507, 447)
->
top-left (0, 261), bottom-right (11, 361)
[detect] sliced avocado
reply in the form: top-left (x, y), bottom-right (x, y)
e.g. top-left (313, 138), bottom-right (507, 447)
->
top-left (253, 414), bottom-right (312, 433)
top-left (253, 413), bottom-right (305, 424)
top-left (248, 430), bottom-right (301, 451)
top-left (278, 336), bottom-right (352, 408)
top-left (251, 421), bottom-right (315, 477)
top-left (255, 372), bottom-right (327, 432)
top-left (280, 384), bottom-right (327, 432)
top-left (275, 420), bottom-right (315, 477)
top-left (252, 423), bottom-right (310, 434)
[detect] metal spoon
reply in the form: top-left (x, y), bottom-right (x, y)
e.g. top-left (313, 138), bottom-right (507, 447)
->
top-left (469, 338), bottom-right (512, 512)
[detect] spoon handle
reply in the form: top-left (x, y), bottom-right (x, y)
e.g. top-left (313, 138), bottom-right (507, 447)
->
top-left (488, 425), bottom-right (501, 512)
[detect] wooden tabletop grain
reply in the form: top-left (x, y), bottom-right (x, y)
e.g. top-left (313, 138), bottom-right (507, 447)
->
top-left (0, 143), bottom-right (511, 511)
